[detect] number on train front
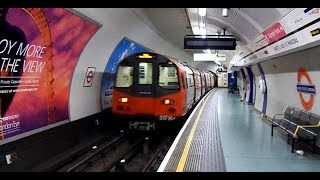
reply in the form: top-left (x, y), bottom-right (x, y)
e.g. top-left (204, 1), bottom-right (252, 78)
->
top-left (159, 116), bottom-right (176, 121)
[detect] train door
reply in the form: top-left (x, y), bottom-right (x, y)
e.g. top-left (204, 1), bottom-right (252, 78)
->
top-left (185, 67), bottom-right (195, 111)
top-left (134, 61), bottom-right (157, 115)
top-left (191, 68), bottom-right (201, 103)
top-left (204, 72), bottom-right (209, 92)
top-left (213, 72), bottom-right (218, 88)
top-left (200, 72), bottom-right (206, 96)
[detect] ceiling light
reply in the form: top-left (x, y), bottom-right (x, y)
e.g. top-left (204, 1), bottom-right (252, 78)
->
top-left (222, 8), bottom-right (229, 17)
top-left (193, 53), bottom-right (226, 61)
top-left (199, 8), bottom-right (206, 17)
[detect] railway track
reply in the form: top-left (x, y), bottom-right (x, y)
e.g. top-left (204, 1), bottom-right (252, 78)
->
top-left (54, 117), bottom-right (184, 172)
top-left (106, 134), bottom-right (175, 172)
top-left (140, 136), bottom-right (174, 172)
top-left (55, 130), bottom-right (134, 172)
top-left (55, 131), bottom-right (177, 172)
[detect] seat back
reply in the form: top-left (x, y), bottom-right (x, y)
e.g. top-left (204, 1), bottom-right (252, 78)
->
top-left (284, 106), bottom-right (294, 120)
top-left (300, 110), bottom-right (310, 124)
top-left (309, 113), bottom-right (320, 126)
top-left (291, 108), bottom-right (302, 121)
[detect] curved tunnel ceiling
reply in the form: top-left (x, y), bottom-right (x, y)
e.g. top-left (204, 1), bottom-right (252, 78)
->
top-left (187, 8), bottom-right (294, 67)
top-left (136, 8), bottom-right (295, 68)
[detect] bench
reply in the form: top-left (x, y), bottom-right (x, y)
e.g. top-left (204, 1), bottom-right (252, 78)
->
top-left (269, 106), bottom-right (320, 153)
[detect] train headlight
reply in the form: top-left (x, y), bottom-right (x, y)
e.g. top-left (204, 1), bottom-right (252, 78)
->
top-left (119, 98), bottom-right (128, 103)
top-left (162, 99), bottom-right (175, 105)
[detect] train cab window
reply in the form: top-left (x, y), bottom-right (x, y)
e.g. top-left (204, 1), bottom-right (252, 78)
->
top-left (115, 65), bottom-right (133, 87)
top-left (139, 62), bottom-right (153, 84)
top-left (168, 68), bottom-right (176, 77)
top-left (159, 64), bottom-right (179, 89)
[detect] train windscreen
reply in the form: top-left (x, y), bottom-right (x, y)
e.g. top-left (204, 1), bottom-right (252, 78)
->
top-left (158, 64), bottom-right (179, 90)
top-left (115, 65), bottom-right (133, 87)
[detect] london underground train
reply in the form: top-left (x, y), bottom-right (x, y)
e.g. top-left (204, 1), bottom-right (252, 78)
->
top-left (112, 52), bottom-right (216, 130)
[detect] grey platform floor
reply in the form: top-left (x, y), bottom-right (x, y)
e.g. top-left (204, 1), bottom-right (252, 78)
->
top-left (217, 88), bottom-right (320, 172)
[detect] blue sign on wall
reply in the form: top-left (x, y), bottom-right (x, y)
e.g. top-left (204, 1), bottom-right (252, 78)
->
top-left (100, 37), bottom-right (152, 110)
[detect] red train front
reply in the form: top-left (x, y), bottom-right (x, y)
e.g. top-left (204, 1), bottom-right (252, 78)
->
top-left (112, 52), bottom-right (214, 130)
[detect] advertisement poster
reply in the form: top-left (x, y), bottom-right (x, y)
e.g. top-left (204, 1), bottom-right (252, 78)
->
top-left (101, 37), bottom-right (151, 110)
top-left (0, 8), bottom-right (99, 140)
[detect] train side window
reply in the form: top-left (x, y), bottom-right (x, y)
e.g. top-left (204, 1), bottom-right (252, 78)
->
top-left (115, 65), bottom-right (133, 87)
top-left (189, 75), bottom-right (194, 87)
top-left (139, 62), bottom-right (153, 84)
top-left (159, 64), bottom-right (179, 89)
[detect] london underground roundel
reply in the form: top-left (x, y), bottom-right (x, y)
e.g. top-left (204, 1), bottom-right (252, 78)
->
top-left (297, 68), bottom-right (316, 110)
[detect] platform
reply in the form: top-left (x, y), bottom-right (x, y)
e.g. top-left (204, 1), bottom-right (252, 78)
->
top-left (158, 88), bottom-right (320, 172)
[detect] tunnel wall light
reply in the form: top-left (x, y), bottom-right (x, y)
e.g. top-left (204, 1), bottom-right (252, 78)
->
top-left (194, 53), bottom-right (226, 61)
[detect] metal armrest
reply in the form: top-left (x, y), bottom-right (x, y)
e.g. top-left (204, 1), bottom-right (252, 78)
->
top-left (272, 114), bottom-right (284, 121)
top-left (299, 126), bottom-right (318, 136)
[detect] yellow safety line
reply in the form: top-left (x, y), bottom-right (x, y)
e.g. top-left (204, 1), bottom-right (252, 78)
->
top-left (176, 89), bottom-right (214, 172)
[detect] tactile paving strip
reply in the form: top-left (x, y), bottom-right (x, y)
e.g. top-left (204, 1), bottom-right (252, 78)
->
top-left (199, 96), bottom-right (226, 172)
top-left (163, 100), bottom-right (203, 171)
top-left (163, 91), bottom-right (226, 172)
